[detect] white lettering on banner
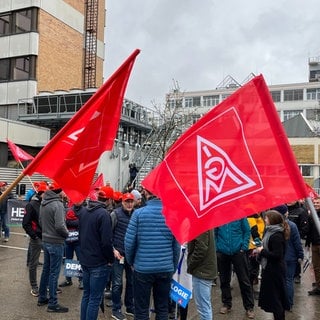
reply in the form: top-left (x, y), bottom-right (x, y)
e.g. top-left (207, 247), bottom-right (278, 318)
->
top-left (66, 262), bottom-right (82, 271)
top-left (11, 207), bottom-right (25, 218)
top-left (171, 282), bottom-right (190, 300)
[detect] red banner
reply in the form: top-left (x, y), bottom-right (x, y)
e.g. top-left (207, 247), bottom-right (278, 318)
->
top-left (24, 49), bottom-right (140, 203)
top-left (142, 75), bottom-right (308, 243)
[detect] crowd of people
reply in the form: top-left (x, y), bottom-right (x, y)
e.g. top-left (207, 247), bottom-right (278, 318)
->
top-left (1, 178), bottom-right (320, 320)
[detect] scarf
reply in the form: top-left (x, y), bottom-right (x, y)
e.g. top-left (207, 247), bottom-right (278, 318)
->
top-left (260, 224), bottom-right (284, 270)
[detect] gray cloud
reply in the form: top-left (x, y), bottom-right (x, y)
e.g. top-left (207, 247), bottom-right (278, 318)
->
top-left (104, 0), bottom-right (320, 107)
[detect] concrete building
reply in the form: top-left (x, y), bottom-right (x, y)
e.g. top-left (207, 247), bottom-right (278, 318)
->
top-left (0, 0), bottom-right (155, 191)
top-left (0, 0), bottom-right (105, 120)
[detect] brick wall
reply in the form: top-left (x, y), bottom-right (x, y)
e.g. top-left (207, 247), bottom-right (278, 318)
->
top-left (37, 10), bottom-right (84, 91)
top-left (291, 145), bottom-right (314, 164)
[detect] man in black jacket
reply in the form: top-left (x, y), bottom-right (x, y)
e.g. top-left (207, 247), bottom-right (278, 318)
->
top-left (22, 183), bottom-right (48, 297)
top-left (77, 190), bottom-right (114, 320)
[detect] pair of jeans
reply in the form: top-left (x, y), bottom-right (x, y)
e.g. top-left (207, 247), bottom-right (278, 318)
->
top-left (312, 244), bottom-right (320, 287)
top-left (112, 258), bottom-right (134, 312)
top-left (0, 212), bottom-right (9, 238)
top-left (64, 241), bottom-right (82, 282)
top-left (28, 238), bottom-right (42, 288)
top-left (192, 276), bottom-right (213, 320)
top-left (38, 242), bottom-right (64, 307)
top-left (217, 251), bottom-right (254, 310)
top-left (133, 271), bottom-right (171, 320)
top-left (285, 260), bottom-right (296, 308)
top-left (80, 264), bottom-right (111, 320)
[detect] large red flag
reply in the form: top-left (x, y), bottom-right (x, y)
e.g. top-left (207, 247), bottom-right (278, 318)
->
top-left (24, 49), bottom-right (140, 203)
top-left (7, 139), bottom-right (34, 162)
top-left (142, 75), bottom-right (308, 243)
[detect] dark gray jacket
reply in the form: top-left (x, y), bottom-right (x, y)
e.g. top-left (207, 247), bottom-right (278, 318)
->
top-left (40, 190), bottom-right (68, 244)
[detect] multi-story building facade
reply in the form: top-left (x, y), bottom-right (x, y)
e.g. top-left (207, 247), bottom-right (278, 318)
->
top-left (0, 1), bottom-right (155, 190)
top-left (0, 0), bottom-right (105, 120)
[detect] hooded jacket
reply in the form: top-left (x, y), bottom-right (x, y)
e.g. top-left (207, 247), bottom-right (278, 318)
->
top-left (39, 190), bottom-right (68, 244)
top-left (22, 193), bottom-right (42, 239)
top-left (76, 200), bottom-right (114, 267)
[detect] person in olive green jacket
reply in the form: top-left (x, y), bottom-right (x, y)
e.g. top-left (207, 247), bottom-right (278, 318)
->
top-left (187, 229), bottom-right (218, 320)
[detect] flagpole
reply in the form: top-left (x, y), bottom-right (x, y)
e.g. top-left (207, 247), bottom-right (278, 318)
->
top-left (17, 159), bottom-right (35, 189)
top-left (0, 172), bottom-right (25, 203)
top-left (305, 197), bottom-right (320, 236)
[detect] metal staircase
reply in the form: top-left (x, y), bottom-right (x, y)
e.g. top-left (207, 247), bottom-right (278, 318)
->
top-left (132, 115), bottom-right (193, 188)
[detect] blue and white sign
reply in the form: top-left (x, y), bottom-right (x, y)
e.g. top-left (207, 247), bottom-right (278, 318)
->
top-left (170, 279), bottom-right (192, 308)
top-left (64, 259), bottom-right (82, 278)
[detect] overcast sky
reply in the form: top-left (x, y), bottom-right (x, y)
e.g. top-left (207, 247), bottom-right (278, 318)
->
top-left (104, 0), bottom-right (320, 107)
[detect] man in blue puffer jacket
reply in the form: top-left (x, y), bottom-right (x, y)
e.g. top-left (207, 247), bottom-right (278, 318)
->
top-left (125, 189), bottom-right (180, 320)
top-left (215, 218), bottom-right (255, 319)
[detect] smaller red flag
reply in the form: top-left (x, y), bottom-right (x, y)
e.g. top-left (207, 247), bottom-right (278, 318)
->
top-left (305, 183), bottom-right (319, 200)
top-left (88, 173), bottom-right (105, 200)
top-left (7, 139), bottom-right (34, 162)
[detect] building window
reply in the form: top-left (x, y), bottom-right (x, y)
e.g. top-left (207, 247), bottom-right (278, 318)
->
top-left (0, 59), bottom-right (10, 80)
top-left (283, 109), bottom-right (302, 121)
top-left (306, 109), bottom-right (320, 121)
top-left (193, 96), bottom-right (201, 107)
top-left (283, 89), bottom-right (303, 101)
top-left (221, 94), bottom-right (230, 100)
top-left (310, 70), bottom-right (320, 82)
top-left (184, 97), bottom-right (193, 108)
top-left (203, 95), bottom-right (219, 107)
top-left (0, 55), bottom-right (36, 81)
top-left (270, 90), bottom-right (281, 102)
top-left (300, 165), bottom-right (313, 178)
top-left (307, 88), bottom-right (320, 100)
top-left (0, 7), bottom-right (37, 36)
top-left (0, 14), bottom-right (10, 35)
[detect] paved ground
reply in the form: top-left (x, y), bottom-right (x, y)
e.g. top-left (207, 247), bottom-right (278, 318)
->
top-left (0, 226), bottom-right (319, 320)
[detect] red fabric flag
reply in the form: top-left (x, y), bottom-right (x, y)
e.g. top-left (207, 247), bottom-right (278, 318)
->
top-left (24, 49), bottom-right (140, 203)
top-left (142, 75), bottom-right (308, 243)
top-left (88, 173), bottom-right (105, 200)
top-left (305, 183), bottom-right (319, 200)
top-left (7, 139), bottom-right (34, 162)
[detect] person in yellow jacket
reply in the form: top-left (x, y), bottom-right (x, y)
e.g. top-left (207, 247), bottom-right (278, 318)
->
top-left (247, 212), bottom-right (265, 299)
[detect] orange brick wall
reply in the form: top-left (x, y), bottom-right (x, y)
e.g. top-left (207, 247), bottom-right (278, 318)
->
top-left (291, 145), bottom-right (314, 164)
top-left (63, 0), bottom-right (85, 13)
top-left (37, 1), bottom-right (105, 92)
top-left (37, 10), bottom-right (84, 92)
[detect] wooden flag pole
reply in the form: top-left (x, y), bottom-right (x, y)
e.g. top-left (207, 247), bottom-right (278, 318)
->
top-left (18, 159), bottom-right (36, 188)
top-left (0, 171), bottom-right (25, 204)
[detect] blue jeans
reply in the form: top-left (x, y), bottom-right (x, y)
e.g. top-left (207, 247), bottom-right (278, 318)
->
top-left (192, 276), bottom-right (213, 320)
top-left (80, 264), bottom-right (111, 320)
top-left (38, 242), bottom-right (64, 307)
top-left (285, 261), bottom-right (296, 307)
top-left (0, 212), bottom-right (9, 238)
top-left (65, 241), bottom-right (82, 282)
top-left (133, 271), bottom-right (171, 320)
top-left (112, 259), bottom-right (134, 312)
